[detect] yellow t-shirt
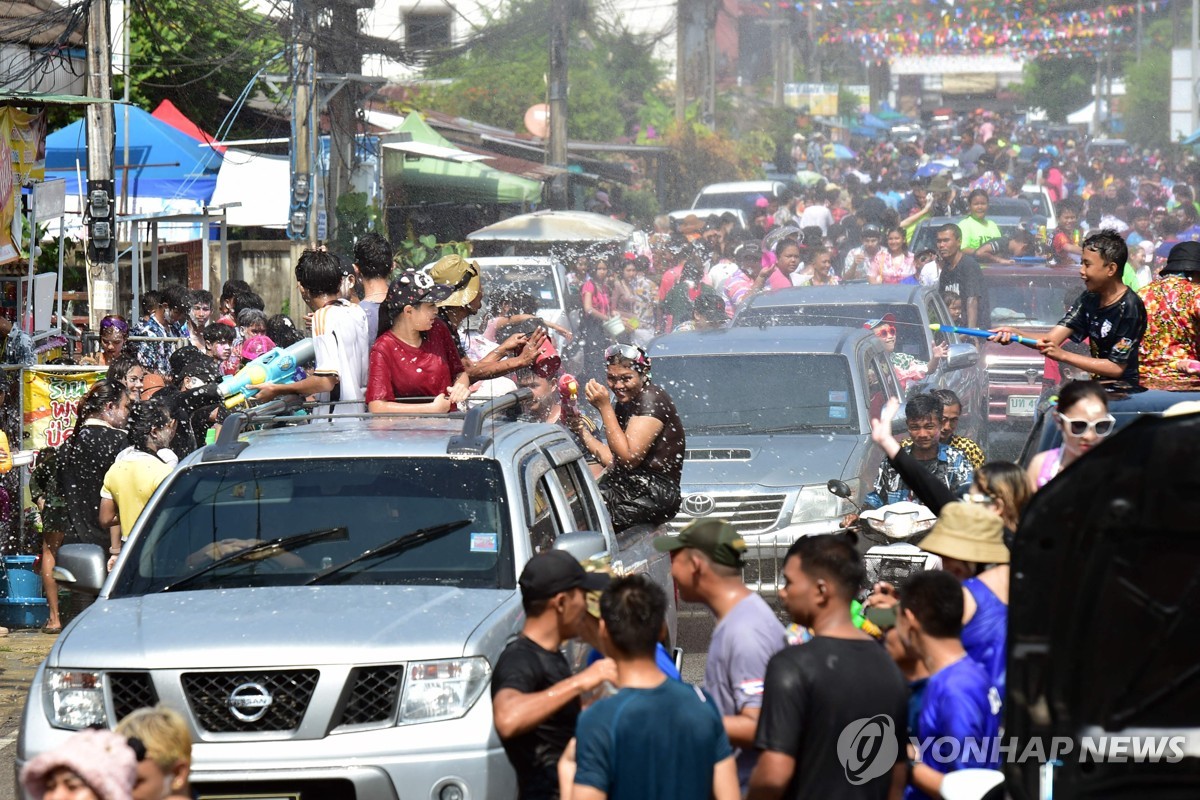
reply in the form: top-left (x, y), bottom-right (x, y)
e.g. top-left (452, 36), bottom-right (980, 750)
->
top-left (101, 447), bottom-right (177, 539)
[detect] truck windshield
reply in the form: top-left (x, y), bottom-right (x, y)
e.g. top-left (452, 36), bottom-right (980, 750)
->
top-left (481, 263), bottom-right (561, 309)
top-left (110, 458), bottom-right (514, 597)
top-left (987, 277), bottom-right (1078, 328)
top-left (654, 354), bottom-right (860, 435)
top-left (737, 302), bottom-right (929, 360)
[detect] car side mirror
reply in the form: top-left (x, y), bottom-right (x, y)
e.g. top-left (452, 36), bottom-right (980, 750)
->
top-left (944, 342), bottom-right (979, 371)
top-left (826, 479), bottom-right (853, 499)
top-left (553, 531), bottom-right (609, 563)
top-left (52, 543), bottom-right (108, 596)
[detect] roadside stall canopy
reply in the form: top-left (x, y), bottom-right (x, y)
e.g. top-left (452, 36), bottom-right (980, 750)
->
top-left (382, 113), bottom-right (542, 205)
top-left (468, 210), bottom-right (633, 242)
top-left (44, 104), bottom-right (222, 201)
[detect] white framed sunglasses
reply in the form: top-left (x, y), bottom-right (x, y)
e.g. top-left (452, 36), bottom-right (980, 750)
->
top-left (1056, 412), bottom-right (1116, 437)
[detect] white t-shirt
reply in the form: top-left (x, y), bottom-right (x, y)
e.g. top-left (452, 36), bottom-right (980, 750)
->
top-left (311, 299), bottom-right (369, 414)
top-left (798, 204), bottom-right (834, 235)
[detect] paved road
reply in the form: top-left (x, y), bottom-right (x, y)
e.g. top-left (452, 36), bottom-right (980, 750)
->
top-left (0, 632), bottom-right (56, 800)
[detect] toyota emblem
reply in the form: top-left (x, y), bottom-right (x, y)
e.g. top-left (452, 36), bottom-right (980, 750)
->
top-left (682, 494), bottom-right (716, 517)
top-left (228, 682), bottom-right (273, 723)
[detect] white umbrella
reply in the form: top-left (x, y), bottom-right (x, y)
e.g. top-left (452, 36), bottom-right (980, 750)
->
top-left (468, 210), bottom-right (634, 242)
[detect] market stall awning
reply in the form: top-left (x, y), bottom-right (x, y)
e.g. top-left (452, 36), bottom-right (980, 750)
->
top-left (383, 113), bottom-right (542, 205)
top-left (468, 210), bottom-right (633, 243)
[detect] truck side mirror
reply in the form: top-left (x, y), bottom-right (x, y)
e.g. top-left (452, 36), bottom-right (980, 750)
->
top-left (52, 544), bottom-right (108, 596)
top-left (553, 531), bottom-right (608, 563)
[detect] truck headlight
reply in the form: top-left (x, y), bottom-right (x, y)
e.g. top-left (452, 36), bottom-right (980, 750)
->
top-left (398, 657), bottom-right (491, 725)
top-left (44, 669), bottom-right (108, 730)
top-left (790, 481), bottom-right (859, 525)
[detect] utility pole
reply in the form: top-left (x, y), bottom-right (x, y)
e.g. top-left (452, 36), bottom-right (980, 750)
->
top-left (85, 0), bottom-right (116, 325)
top-left (323, 0), bottom-right (363, 245)
top-left (289, 0), bottom-right (319, 245)
top-left (546, 0), bottom-right (569, 209)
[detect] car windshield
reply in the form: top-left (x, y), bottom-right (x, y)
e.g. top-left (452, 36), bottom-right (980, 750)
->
top-left (910, 220), bottom-right (1022, 254)
top-left (1022, 191), bottom-right (1051, 218)
top-left (481, 263), bottom-right (561, 309)
top-left (654, 354), bottom-right (860, 434)
top-left (110, 458), bottom-right (513, 596)
top-left (737, 302), bottom-right (930, 360)
top-left (986, 275), bottom-right (1079, 328)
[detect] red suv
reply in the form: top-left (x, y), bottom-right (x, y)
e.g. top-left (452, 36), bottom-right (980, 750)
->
top-left (981, 262), bottom-right (1084, 427)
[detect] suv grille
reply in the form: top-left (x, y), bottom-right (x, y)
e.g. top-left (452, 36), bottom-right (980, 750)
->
top-left (182, 670), bottom-right (319, 733)
top-left (670, 492), bottom-right (787, 535)
top-left (987, 358), bottom-right (1044, 385)
top-left (337, 666), bottom-right (403, 728)
top-left (109, 672), bottom-right (159, 721)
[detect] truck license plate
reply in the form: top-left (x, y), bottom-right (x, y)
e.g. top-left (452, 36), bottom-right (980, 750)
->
top-left (1007, 395), bottom-right (1039, 417)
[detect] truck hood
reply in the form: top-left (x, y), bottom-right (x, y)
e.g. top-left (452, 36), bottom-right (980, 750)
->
top-left (51, 585), bottom-right (516, 670)
top-left (681, 434), bottom-right (867, 488)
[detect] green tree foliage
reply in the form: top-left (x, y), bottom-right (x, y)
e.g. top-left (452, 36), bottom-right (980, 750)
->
top-left (1124, 20), bottom-right (1174, 148)
top-left (1016, 58), bottom-right (1093, 122)
top-left (427, 0), bottom-right (664, 141)
top-left (119, 0), bottom-right (284, 137)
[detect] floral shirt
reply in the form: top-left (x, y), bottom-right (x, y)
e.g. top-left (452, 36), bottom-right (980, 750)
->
top-left (874, 252), bottom-right (916, 284)
top-left (866, 442), bottom-right (974, 509)
top-left (1137, 275), bottom-right (1200, 390)
top-left (889, 351), bottom-right (929, 391)
top-left (130, 316), bottom-right (184, 375)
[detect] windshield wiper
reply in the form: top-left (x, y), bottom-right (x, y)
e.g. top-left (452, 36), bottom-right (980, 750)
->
top-left (304, 518), bottom-right (472, 586)
top-left (689, 422), bottom-right (752, 433)
top-left (161, 526), bottom-right (348, 593)
top-left (758, 424), bottom-right (856, 434)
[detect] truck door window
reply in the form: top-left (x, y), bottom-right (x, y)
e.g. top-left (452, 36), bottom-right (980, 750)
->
top-left (529, 477), bottom-right (562, 555)
top-left (554, 462), bottom-right (597, 531)
top-left (926, 296), bottom-right (960, 347)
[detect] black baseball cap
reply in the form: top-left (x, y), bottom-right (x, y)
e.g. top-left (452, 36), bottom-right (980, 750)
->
top-left (653, 519), bottom-right (746, 568)
top-left (518, 550), bottom-right (611, 601)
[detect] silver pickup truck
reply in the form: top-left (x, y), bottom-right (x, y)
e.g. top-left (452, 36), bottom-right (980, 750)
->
top-left (17, 393), bottom-right (676, 800)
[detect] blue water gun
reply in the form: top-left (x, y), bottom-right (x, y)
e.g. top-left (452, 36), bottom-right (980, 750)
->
top-left (929, 323), bottom-right (1040, 348)
top-left (219, 339), bottom-right (316, 407)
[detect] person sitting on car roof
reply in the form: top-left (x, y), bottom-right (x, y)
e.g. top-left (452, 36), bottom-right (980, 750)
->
top-left (1137, 241), bottom-right (1200, 391)
top-left (957, 190), bottom-right (1007, 265)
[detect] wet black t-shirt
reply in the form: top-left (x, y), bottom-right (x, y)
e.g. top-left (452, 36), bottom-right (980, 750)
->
top-left (756, 637), bottom-right (909, 800)
top-left (1058, 287), bottom-right (1147, 385)
top-left (491, 636), bottom-right (578, 800)
top-left (614, 382), bottom-right (685, 483)
top-left (57, 422), bottom-right (128, 546)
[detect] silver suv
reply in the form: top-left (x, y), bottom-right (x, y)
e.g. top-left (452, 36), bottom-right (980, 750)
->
top-left (17, 393), bottom-right (676, 800)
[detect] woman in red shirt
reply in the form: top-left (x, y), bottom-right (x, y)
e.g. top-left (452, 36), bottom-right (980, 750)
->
top-left (367, 270), bottom-right (471, 413)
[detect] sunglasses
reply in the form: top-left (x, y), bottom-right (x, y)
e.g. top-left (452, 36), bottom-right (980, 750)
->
top-left (1057, 412), bottom-right (1115, 437)
top-left (873, 325), bottom-right (897, 337)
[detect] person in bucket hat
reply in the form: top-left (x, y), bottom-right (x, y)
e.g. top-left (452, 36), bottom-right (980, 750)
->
top-left (654, 520), bottom-right (786, 790)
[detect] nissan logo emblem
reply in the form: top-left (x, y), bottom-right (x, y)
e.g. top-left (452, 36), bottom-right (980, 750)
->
top-left (682, 494), bottom-right (716, 517)
top-left (228, 682), bottom-right (273, 723)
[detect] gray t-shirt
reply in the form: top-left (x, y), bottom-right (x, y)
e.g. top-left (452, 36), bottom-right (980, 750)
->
top-left (704, 591), bottom-right (788, 787)
top-left (359, 299), bottom-right (381, 345)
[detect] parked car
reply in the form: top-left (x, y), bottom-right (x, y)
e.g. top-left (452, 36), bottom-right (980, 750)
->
top-left (1084, 137), bottom-right (1133, 163)
top-left (981, 262), bottom-right (1082, 427)
top-left (457, 256), bottom-right (574, 348)
top-left (691, 180), bottom-right (789, 220)
top-left (1004, 409), bottom-right (1200, 799)
top-left (667, 207), bottom-right (749, 231)
top-left (734, 284), bottom-right (988, 447)
top-left (650, 326), bottom-right (901, 592)
top-left (1020, 184), bottom-right (1058, 232)
top-left (19, 394), bottom-right (677, 800)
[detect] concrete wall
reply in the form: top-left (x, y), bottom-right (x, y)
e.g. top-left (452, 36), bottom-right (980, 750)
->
top-left (206, 240), bottom-right (298, 319)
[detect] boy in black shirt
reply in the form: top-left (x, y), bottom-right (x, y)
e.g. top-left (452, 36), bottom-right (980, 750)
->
top-left (491, 551), bottom-right (615, 800)
top-left (994, 229), bottom-right (1146, 387)
top-left (748, 535), bottom-right (908, 800)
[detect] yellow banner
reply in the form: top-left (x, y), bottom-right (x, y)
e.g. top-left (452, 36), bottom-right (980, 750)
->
top-left (22, 369), bottom-right (107, 450)
top-left (0, 109), bottom-right (15, 265)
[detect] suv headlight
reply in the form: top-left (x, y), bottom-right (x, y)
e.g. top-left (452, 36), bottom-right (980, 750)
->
top-left (398, 657), bottom-right (491, 725)
top-left (790, 481), bottom-right (859, 525)
top-left (44, 669), bottom-right (108, 730)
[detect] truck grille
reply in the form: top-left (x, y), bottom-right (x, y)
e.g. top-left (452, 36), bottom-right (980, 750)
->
top-left (987, 359), bottom-right (1044, 385)
top-left (669, 492), bottom-right (787, 535)
top-left (182, 669), bottom-right (319, 733)
top-left (336, 666), bottom-right (404, 728)
top-left (109, 672), bottom-right (160, 721)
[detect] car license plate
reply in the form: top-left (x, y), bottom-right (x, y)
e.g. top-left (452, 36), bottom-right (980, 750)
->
top-left (1007, 395), bottom-right (1039, 417)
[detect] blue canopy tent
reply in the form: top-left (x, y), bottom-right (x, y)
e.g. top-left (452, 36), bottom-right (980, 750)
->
top-left (43, 104), bottom-right (222, 202)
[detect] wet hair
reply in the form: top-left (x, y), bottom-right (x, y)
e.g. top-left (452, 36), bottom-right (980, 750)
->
top-left (931, 388), bottom-right (962, 411)
top-left (168, 347), bottom-right (218, 385)
top-left (900, 570), bottom-right (964, 639)
top-left (354, 232), bottom-right (394, 280)
top-left (937, 223), bottom-right (963, 242)
top-left (73, 380), bottom-right (123, 435)
top-left (1056, 379), bottom-right (1108, 415)
top-left (775, 238), bottom-right (802, 257)
top-left (233, 292), bottom-right (264, 314)
top-left (975, 461), bottom-right (1032, 527)
top-left (141, 289), bottom-right (162, 311)
top-left (220, 279), bottom-right (251, 306)
top-left (161, 284), bottom-right (191, 312)
top-left (266, 314), bottom-right (302, 348)
top-left (126, 395), bottom-right (174, 456)
top-left (599, 574), bottom-right (666, 658)
top-left (784, 534), bottom-right (866, 600)
top-left (202, 322), bottom-right (235, 344)
top-left (190, 290), bottom-right (213, 309)
top-left (295, 249), bottom-right (347, 296)
top-left (693, 292), bottom-right (727, 322)
top-left (906, 392), bottom-right (944, 423)
top-left (108, 354), bottom-right (142, 389)
top-left (1057, 197), bottom-right (1083, 216)
top-left (115, 705), bottom-right (191, 773)
top-left (1081, 229), bottom-right (1127, 270)
top-left (236, 308), bottom-right (268, 329)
